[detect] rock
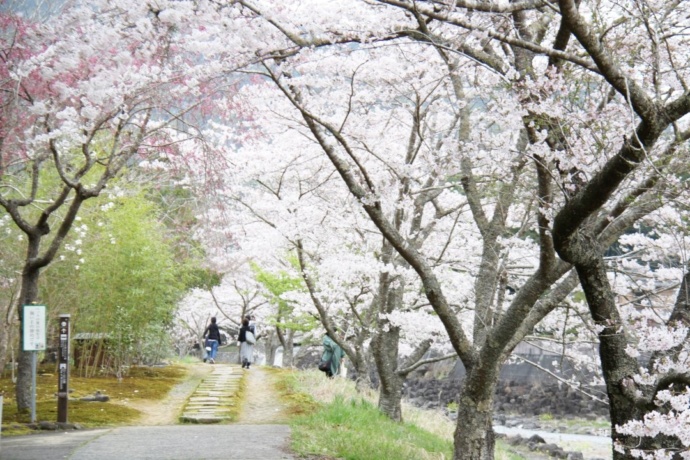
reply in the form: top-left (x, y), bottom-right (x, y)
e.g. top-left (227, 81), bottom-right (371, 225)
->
top-left (528, 434), bottom-right (546, 444)
top-left (538, 443), bottom-right (565, 458)
top-left (38, 421), bottom-right (58, 430)
top-left (80, 391), bottom-right (110, 402)
top-left (567, 452), bottom-right (584, 460)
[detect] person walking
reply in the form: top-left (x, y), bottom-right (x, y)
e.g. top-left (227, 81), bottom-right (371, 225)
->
top-left (203, 317), bottom-right (222, 364)
top-left (320, 332), bottom-right (345, 378)
top-left (238, 316), bottom-right (256, 369)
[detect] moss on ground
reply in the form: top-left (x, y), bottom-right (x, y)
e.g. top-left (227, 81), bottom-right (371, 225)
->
top-left (269, 367), bottom-right (321, 418)
top-left (0, 364), bottom-right (188, 433)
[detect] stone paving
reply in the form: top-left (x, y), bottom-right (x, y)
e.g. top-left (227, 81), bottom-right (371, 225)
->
top-left (178, 364), bottom-right (242, 423)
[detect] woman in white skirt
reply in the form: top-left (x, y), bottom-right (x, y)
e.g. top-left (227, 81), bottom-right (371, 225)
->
top-left (238, 316), bottom-right (256, 369)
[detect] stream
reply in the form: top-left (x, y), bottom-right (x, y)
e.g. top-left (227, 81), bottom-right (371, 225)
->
top-left (494, 425), bottom-right (612, 459)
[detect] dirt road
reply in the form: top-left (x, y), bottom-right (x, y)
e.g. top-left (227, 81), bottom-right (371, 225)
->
top-left (236, 367), bottom-right (291, 424)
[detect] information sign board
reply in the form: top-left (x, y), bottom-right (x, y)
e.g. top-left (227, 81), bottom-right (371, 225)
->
top-left (22, 305), bottom-right (46, 351)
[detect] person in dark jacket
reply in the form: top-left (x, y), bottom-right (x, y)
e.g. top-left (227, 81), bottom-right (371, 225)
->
top-left (321, 333), bottom-right (345, 378)
top-left (237, 316), bottom-right (256, 369)
top-left (203, 317), bottom-right (222, 364)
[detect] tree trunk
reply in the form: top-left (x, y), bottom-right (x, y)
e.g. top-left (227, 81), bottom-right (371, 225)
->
top-left (351, 353), bottom-right (373, 391)
top-left (555, 228), bottom-right (655, 460)
top-left (16, 350), bottom-right (33, 413)
top-left (453, 368), bottom-right (497, 460)
top-left (372, 325), bottom-right (404, 421)
top-left (576, 262), bottom-right (634, 459)
top-left (378, 371), bottom-right (403, 421)
top-left (264, 332), bottom-right (277, 366)
top-left (281, 329), bottom-right (295, 367)
top-left (574, 256), bottom-right (679, 460)
top-left (16, 263), bottom-right (42, 413)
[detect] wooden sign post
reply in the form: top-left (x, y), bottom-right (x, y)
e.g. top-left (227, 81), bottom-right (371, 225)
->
top-left (57, 314), bottom-right (70, 423)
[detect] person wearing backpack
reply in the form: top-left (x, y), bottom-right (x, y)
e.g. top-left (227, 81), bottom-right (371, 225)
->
top-left (238, 316), bottom-right (256, 369)
top-left (319, 331), bottom-right (345, 378)
top-left (203, 317), bottom-right (222, 364)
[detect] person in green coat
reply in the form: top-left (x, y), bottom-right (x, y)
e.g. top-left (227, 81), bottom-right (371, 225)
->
top-left (321, 333), bottom-right (345, 378)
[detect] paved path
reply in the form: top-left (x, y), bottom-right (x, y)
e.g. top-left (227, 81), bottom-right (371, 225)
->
top-left (0, 365), bottom-right (296, 460)
top-left (0, 425), bottom-right (294, 460)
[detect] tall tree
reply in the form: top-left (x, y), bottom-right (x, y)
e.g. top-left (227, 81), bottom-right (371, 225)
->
top-left (0, 0), bottom-right (249, 411)
top-left (218, 80), bottom-right (457, 410)
top-left (217, 1), bottom-right (690, 458)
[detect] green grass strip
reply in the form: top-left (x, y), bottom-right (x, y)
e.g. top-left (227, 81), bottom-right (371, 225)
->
top-left (291, 395), bottom-right (453, 460)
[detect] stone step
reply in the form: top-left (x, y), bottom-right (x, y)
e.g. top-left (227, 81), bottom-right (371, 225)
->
top-left (178, 364), bottom-right (242, 424)
top-left (186, 403), bottom-right (235, 408)
top-left (179, 414), bottom-right (231, 424)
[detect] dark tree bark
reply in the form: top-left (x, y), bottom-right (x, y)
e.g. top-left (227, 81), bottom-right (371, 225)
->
top-left (553, 116), bottom-right (690, 460)
top-left (454, 368), bottom-right (499, 460)
top-left (371, 325), bottom-right (403, 421)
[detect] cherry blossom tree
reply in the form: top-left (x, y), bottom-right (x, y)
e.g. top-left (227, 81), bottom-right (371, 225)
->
top-left (217, 69), bottom-right (467, 410)
top-left (212, 127), bottom-right (382, 379)
top-left (0, 0), bottom-right (258, 412)
top-left (252, 40), bottom-right (576, 457)
top-left (211, 1), bottom-right (690, 459)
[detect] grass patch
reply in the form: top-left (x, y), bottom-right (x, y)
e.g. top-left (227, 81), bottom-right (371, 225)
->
top-left (292, 395), bottom-right (453, 460)
top-left (559, 417), bottom-right (610, 431)
top-left (1, 363), bottom-right (188, 431)
top-left (269, 367), bottom-right (321, 418)
top-left (273, 369), bottom-right (527, 460)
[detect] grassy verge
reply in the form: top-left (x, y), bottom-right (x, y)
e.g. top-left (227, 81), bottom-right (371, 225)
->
top-left (1, 363), bottom-right (188, 435)
top-left (272, 368), bottom-right (527, 460)
top-left (293, 396), bottom-right (452, 460)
